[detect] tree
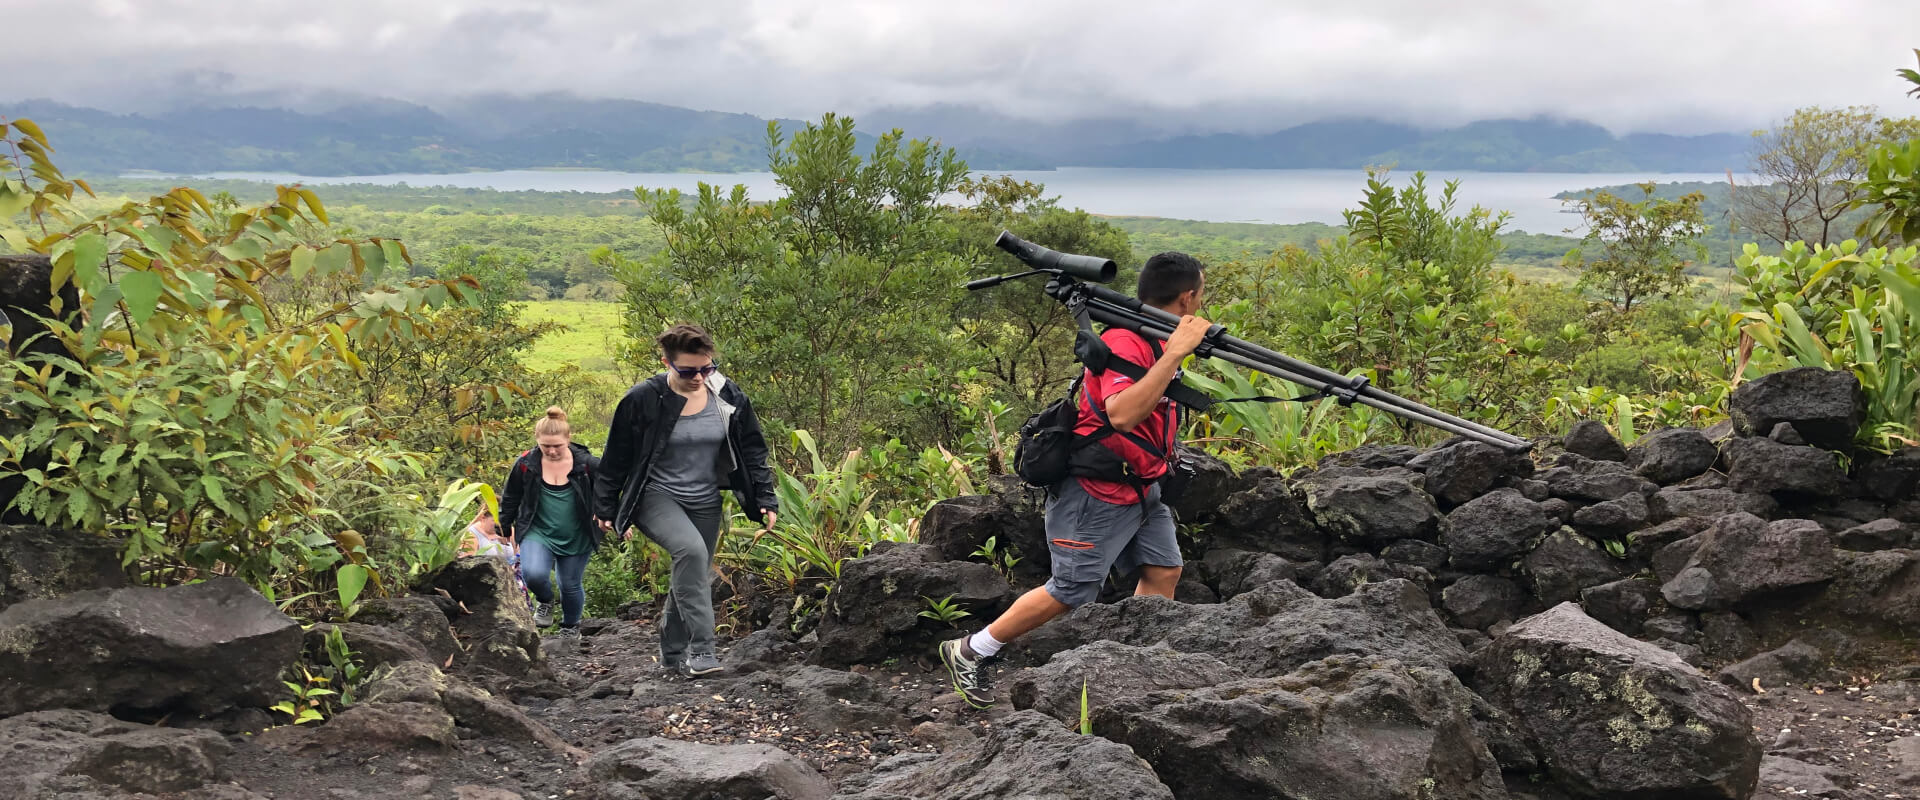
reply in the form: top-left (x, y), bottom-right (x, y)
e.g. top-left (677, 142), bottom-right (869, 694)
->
top-left (1854, 50), bottom-right (1920, 247)
top-left (614, 114), bottom-right (972, 455)
top-left (1563, 183), bottom-right (1706, 317)
top-left (1733, 106), bottom-right (1920, 246)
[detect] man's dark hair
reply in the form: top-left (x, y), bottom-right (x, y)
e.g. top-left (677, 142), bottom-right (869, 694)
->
top-left (657, 323), bottom-right (716, 361)
top-left (1136, 251), bottom-right (1205, 307)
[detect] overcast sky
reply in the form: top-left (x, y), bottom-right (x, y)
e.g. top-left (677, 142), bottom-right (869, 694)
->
top-left (8, 0), bottom-right (1918, 134)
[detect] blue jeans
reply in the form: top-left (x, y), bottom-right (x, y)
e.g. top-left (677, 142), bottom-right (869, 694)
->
top-left (519, 537), bottom-right (590, 627)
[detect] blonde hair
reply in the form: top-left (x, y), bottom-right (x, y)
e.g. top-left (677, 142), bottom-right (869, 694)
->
top-left (533, 406), bottom-right (571, 438)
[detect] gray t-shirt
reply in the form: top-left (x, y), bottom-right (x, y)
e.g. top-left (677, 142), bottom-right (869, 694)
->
top-left (647, 398), bottom-right (726, 505)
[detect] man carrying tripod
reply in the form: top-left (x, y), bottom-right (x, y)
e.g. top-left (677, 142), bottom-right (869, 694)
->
top-left (939, 252), bottom-right (1213, 709)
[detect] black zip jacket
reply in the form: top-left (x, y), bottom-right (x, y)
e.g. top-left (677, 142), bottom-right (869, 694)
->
top-left (498, 442), bottom-right (604, 550)
top-left (594, 372), bottom-right (778, 537)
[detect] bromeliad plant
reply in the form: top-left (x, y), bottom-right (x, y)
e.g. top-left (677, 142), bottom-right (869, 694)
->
top-left (0, 118), bottom-right (479, 601)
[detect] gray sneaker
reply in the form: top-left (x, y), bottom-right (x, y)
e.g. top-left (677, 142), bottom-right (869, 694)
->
top-left (938, 637), bottom-right (997, 709)
top-left (556, 625), bottom-right (581, 638)
top-left (532, 602), bottom-right (554, 628)
top-left (685, 653), bottom-right (724, 676)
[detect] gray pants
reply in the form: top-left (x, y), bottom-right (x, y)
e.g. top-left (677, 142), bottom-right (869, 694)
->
top-left (638, 487), bottom-right (725, 658)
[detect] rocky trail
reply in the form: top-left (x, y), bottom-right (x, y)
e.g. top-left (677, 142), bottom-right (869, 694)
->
top-left (6, 365), bottom-right (1920, 799)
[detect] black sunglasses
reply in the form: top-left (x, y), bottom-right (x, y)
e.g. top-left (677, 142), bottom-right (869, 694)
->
top-left (671, 363), bottom-right (718, 378)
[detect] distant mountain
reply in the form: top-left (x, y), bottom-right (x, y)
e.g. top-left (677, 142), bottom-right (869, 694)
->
top-left (0, 95), bottom-right (1752, 176)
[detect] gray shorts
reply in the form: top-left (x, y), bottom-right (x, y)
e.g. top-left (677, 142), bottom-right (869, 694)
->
top-left (1042, 478), bottom-right (1181, 607)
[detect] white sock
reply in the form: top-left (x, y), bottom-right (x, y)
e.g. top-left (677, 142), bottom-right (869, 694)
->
top-left (968, 629), bottom-right (1005, 658)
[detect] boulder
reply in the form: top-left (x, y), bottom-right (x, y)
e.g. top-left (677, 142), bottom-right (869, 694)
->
top-left (1698, 611), bottom-right (1761, 662)
top-left (0, 577), bottom-right (301, 720)
top-left (832, 709), bottom-right (1172, 800)
top-left (1660, 514), bottom-right (1837, 611)
top-left (982, 475), bottom-right (1049, 580)
top-left (1579, 577), bottom-right (1663, 636)
top-left (1470, 603), bottom-right (1761, 800)
top-left (1716, 630), bottom-right (1859, 690)
top-left (1648, 486), bottom-right (1780, 524)
top-left (1722, 438), bottom-right (1847, 497)
top-left (357, 661), bottom-right (581, 759)
top-left (1007, 640), bottom-right (1243, 725)
top-left (0, 256), bottom-right (81, 526)
top-left (1210, 476), bottom-right (1326, 561)
top-left (1442, 488), bottom-right (1555, 571)
top-left (0, 709), bottom-right (232, 797)
top-left (1317, 444), bottom-right (1425, 470)
top-left (1570, 492), bottom-right (1649, 536)
top-left (1408, 439), bottom-right (1534, 507)
top-left (1756, 755), bottom-right (1850, 799)
top-left (728, 629), bottom-right (802, 671)
top-left (1310, 552), bottom-right (1432, 599)
top-left (0, 525), bottom-right (126, 612)
top-left (1442, 574), bottom-right (1530, 631)
top-left (1016, 579), bottom-right (1467, 678)
top-left (1821, 549), bottom-right (1920, 630)
top-left (589, 736), bottom-right (832, 800)
top-left (1854, 447), bottom-right (1920, 502)
top-left (1564, 420), bottom-right (1629, 462)
top-left (1626, 428), bottom-right (1719, 485)
top-left (427, 556), bottom-right (551, 684)
top-left (917, 494), bottom-right (1012, 563)
top-left (1382, 538), bottom-right (1449, 573)
top-left (1095, 655), bottom-right (1506, 800)
top-left (1627, 517), bottom-right (1711, 563)
top-left (305, 622), bottom-right (432, 672)
top-left (1729, 366), bottom-right (1866, 451)
top-left (1301, 472), bottom-right (1440, 544)
top-left (1835, 518), bottom-right (1914, 552)
top-left (1199, 548), bottom-right (1304, 600)
top-left (1522, 529), bottom-right (1625, 606)
top-left (1165, 445), bottom-right (1241, 524)
top-left (813, 542), bottom-right (1012, 666)
top-left (309, 702), bottom-right (456, 752)
top-left (353, 596), bottom-right (459, 666)
top-left (1539, 455), bottom-right (1657, 502)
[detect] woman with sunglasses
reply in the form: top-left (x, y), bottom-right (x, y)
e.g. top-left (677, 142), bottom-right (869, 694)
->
top-left (594, 323), bottom-right (778, 676)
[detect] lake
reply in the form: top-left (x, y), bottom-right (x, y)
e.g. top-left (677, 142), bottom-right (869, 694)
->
top-left (191, 167), bottom-right (1740, 236)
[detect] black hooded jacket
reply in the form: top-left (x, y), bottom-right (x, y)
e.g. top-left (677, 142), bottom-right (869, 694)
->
top-left (498, 441), bottom-right (603, 550)
top-left (593, 372), bottom-right (778, 536)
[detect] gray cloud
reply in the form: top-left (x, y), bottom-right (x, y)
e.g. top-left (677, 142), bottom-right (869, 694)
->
top-left (6, 0), bottom-right (1918, 133)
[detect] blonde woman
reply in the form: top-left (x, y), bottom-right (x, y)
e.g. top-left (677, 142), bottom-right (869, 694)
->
top-left (498, 407), bottom-right (603, 635)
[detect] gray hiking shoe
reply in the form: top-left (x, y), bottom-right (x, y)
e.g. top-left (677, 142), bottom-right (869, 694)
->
top-left (685, 653), bottom-right (724, 676)
top-left (532, 602), bottom-right (555, 628)
top-left (938, 637), bottom-right (997, 709)
top-left (660, 653), bottom-right (686, 674)
top-left (556, 625), bottom-right (581, 638)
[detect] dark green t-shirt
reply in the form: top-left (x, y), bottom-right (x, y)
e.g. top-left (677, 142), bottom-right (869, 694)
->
top-left (524, 479), bottom-right (591, 557)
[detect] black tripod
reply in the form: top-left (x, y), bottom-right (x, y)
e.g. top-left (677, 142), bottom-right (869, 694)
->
top-left (968, 231), bottom-right (1533, 454)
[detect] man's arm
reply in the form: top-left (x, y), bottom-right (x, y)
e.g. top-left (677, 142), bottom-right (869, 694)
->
top-left (1104, 315), bottom-right (1211, 432)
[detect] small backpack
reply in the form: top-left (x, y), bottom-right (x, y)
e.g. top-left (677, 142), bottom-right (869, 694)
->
top-left (1013, 375), bottom-right (1098, 489)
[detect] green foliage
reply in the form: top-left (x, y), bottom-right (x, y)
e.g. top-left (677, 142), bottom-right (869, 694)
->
top-left (321, 626), bottom-right (367, 706)
top-left (917, 594), bottom-right (972, 624)
top-left (1855, 139), bottom-right (1920, 247)
top-left (972, 536), bottom-right (1020, 582)
top-left (584, 536), bottom-right (667, 618)
top-left (1079, 680), bottom-right (1093, 735)
top-left (617, 114), bottom-right (971, 455)
top-left (271, 666), bottom-right (337, 725)
top-left (0, 120), bottom-right (490, 610)
top-left (1563, 183), bottom-right (1707, 316)
top-left (1732, 240), bottom-right (1920, 450)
